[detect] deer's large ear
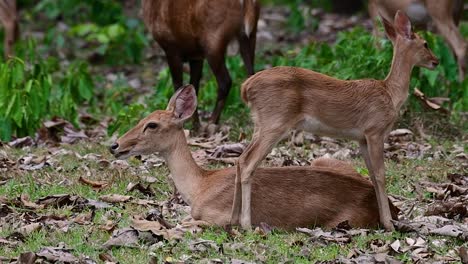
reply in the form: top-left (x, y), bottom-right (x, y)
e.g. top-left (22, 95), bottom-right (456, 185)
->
top-left (394, 10), bottom-right (412, 39)
top-left (381, 15), bottom-right (396, 43)
top-left (167, 84), bottom-right (197, 123)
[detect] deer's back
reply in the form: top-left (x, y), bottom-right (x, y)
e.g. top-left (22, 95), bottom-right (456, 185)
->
top-left (193, 166), bottom-right (393, 229)
top-left (142, 0), bottom-right (243, 56)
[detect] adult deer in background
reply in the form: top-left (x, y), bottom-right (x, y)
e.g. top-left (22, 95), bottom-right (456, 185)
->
top-left (0, 0), bottom-right (19, 58)
top-left (369, 0), bottom-right (466, 81)
top-left (141, 0), bottom-right (260, 129)
top-left (110, 85), bottom-right (398, 229)
top-left (232, 11), bottom-right (439, 231)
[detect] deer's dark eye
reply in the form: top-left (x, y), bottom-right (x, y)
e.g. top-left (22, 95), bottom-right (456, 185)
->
top-left (145, 122), bottom-right (158, 131)
top-left (424, 42), bottom-right (428, 49)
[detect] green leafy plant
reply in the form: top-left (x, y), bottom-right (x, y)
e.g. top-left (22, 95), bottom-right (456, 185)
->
top-left (51, 61), bottom-right (94, 126)
top-left (0, 58), bottom-right (52, 140)
top-left (35, 0), bottom-right (123, 25)
top-left (107, 104), bottom-right (147, 136)
top-left (0, 54), bottom-right (94, 141)
top-left (34, 0), bottom-right (148, 65)
top-left (69, 19), bottom-right (148, 65)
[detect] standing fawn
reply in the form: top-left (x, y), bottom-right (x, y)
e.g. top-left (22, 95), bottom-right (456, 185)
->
top-left (368, 0), bottom-right (466, 81)
top-left (141, 0), bottom-right (260, 128)
top-left (232, 11), bottom-right (439, 231)
top-left (110, 85), bottom-right (398, 229)
top-left (0, 0), bottom-right (19, 58)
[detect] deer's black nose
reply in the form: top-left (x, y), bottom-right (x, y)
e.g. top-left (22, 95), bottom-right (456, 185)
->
top-left (110, 143), bottom-right (119, 153)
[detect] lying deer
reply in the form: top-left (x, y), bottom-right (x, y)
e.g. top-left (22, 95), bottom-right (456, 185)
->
top-left (368, 0), bottom-right (466, 81)
top-left (109, 85), bottom-right (398, 229)
top-left (141, 0), bottom-right (260, 128)
top-left (232, 11), bottom-right (439, 231)
top-left (0, 0), bottom-right (19, 58)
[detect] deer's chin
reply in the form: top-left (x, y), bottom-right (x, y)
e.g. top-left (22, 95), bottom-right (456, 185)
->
top-left (113, 150), bottom-right (134, 160)
top-left (419, 61), bottom-right (438, 70)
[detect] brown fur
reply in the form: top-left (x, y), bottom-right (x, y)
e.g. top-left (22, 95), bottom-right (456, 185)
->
top-left (0, 0), bottom-right (19, 58)
top-left (141, 0), bottom-right (260, 126)
top-left (110, 85), bottom-right (398, 230)
top-left (233, 11), bottom-right (439, 231)
top-left (368, 0), bottom-right (466, 81)
top-left (193, 165), bottom-right (398, 229)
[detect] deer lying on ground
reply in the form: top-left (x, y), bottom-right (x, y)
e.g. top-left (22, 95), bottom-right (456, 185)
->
top-left (141, 0), bottom-right (260, 128)
top-left (0, 0), bottom-right (19, 58)
top-left (232, 11), bottom-right (439, 231)
top-left (109, 85), bottom-right (398, 229)
top-left (368, 0), bottom-right (466, 81)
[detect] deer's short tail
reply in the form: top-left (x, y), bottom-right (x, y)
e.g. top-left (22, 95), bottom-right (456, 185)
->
top-left (240, 73), bottom-right (257, 104)
top-left (241, 0), bottom-right (259, 37)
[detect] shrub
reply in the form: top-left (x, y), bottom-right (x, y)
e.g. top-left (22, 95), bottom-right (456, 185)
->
top-left (0, 55), bottom-right (94, 141)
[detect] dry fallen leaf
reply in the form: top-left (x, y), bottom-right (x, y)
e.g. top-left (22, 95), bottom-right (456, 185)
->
top-left (430, 225), bottom-right (465, 240)
top-left (36, 245), bottom-right (79, 263)
top-left (390, 240), bottom-right (401, 253)
top-left (296, 227), bottom-right (352, 244)
top-left (189, 239), bottom-right (219, 253)
top-left (102, 228), bottom-right (139, 249)
top-left (99, 194), bottom-right (132, 203)
top-left (61, 126), bottom-right (89, 144)
top-left (18, 252), bottom-right (37, 264)
top-left (99, 220), bottom-right (118, 233)
top-left (209, 143), bottom-right (246, 158)
top-left (18, 223), bottom-right (42, 236)
top-left (425, 201), bottom-right (467, 219)
top-left (413, 88), bottom-right (449, 113)
top-left (78, 176), bottom-right (109, 191)
top-left (0, 237), bottom-right (19, 247)
top-left (73, 211), bottom-right (95, 225)
top-left (126, 182), bottom-right (156, 197)
top-left (20, 194), bottom-right (45, 210)
top-left (131, 215), bottom-right (164, 234)
top-left (8, 137), bottom-right (34, 148)
top-left (99, 252), bottom-right (118, 264)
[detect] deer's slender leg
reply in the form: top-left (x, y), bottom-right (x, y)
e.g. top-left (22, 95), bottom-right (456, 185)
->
top-left (166, 52), bottom-right (184, 89)
top-left (368, 0), bottom-right (383, 43)
top-left (206, 49), bottom-right (232, 124)
top-left (230, 162), bottom-right (242, 225)
top-left (359, 140), bottom-right (373, 175)
top-left (0, 0), bottom-right (18, 58)
top-left (238, 24), bottom-right (257, 76)
top-left (365, 133), bottom-right (394, 231)
top-left (230, 127), bottom-right (259, 225)
top-left (189, 59), bottom-right (204, 130)
top-left (425, 0), bottom-right (466, 81)
top-left (238, 127), bottom-right (287, 228)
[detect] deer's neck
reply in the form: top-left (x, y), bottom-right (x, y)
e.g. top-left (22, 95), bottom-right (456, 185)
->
top-left (162, 131), bottom-right (204, 205)
top-left (384, 43), bottom-right (414, 110)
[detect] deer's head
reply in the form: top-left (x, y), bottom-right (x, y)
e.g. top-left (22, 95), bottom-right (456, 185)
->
top-left (110, 85), bottom-right (197, 159)
top-left (382, 10), bottom-right (439, 70)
